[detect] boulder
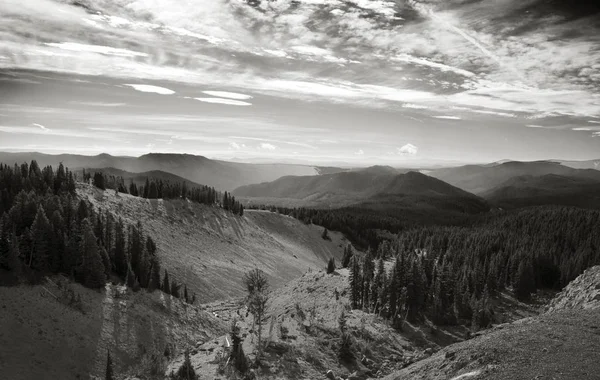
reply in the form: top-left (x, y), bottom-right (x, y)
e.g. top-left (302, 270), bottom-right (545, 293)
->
top-left (326, 369), bottom-right (336, 380)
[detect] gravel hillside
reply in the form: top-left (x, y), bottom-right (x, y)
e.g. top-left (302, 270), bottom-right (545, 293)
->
top-left (79, 185), bottom-right (346, 303)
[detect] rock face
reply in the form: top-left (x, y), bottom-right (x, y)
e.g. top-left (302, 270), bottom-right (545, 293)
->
top-left (545, 266), bottom-right (600, 313)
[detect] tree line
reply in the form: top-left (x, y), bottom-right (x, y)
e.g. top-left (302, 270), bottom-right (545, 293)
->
top-left (86, 170), bottom-right (243, 216)
top-left (0, 161), bottom-right (195, 303)
top-left (342, 206), bottom-right (600, 330)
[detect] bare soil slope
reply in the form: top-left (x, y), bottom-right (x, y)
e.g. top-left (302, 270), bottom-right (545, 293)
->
top-left (79, 185), bottom-right (345, 303)
top-left (0, 277), bottom-right (226, 380)
top-left (167, 269), bottom-right (423, 380)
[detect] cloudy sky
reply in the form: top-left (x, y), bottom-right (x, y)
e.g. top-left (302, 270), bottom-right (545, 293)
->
top-left (1, 0), bottom-right (600, 166)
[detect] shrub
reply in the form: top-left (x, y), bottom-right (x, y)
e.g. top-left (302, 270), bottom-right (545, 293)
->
top-left (327, 257), bottom-right (336, 274)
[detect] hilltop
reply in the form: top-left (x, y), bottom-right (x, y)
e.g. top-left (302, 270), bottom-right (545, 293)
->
top-left (78, 184), bottom-right (346, 303)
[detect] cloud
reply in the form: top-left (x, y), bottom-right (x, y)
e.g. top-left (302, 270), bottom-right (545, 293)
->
top-left (391, 54), bottom-right (476, 78)
top-left (229, 136), bottom-right (316, 149)
top-left (32, 123), bottom-right (49, 131)
top-left (432, 116), bottom-right (461, 120)
top-left (202, 91), bottom-right (253, 100)
top-left (70, 101), bottom-right (126, 107)
top-left (355, 149), bottom-right (364, 155)
top-left (123, 84), bottom-right (175, 95)
top-left (525, 124), bottom-right (552, 129)
top-left (403, 103), bottom-right (429, 109)
top-left (397, 143), bottom-right (418, 156)
top-left (259, 143), bottom-right (276, 150)
top-left (589, 121), bottom-right (600, 124)
top-left (229, 142), bottom-right (247, 150)
top-left (194, 98), bottom-right (252, 106)
top-left (45, 42), bottom-right (148, 58)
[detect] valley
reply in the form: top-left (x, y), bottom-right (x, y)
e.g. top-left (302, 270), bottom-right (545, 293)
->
top-left (1, 155), bottom-right (600, 380)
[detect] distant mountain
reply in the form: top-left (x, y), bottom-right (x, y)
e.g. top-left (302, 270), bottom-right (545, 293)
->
top-left (74, 167), bottom-right (206, 188)
top-left (233, 165), bottom-right (407, 201)
top-left (549, 159), bottom-right (600, 170)
top-left (482, 174), bottom-right (600, 209)
top-left (234, 166), bottom-right (489, 214)
top-left (0, 152), bottom-right (318, 191)
top-left (429, 160), bottom-right (600, 194)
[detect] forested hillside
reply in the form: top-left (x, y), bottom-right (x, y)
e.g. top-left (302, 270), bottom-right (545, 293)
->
top-left (342, 206), bottom-right (600, 329)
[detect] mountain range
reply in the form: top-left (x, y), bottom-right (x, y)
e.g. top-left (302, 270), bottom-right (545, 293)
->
top-left (0, 152), bottom-right (319, 191)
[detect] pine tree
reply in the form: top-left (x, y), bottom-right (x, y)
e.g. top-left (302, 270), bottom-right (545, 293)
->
top-left (126, 266), bottom-right (136, 288)
top-left (349, 255), bottom-right (362, 309)
top-left (29, 205), bottom-right (51, 271)
top-left (148, 181), bottom-right (158, 199)
top-left (81, 221), bottom-right (106, 288)
top-left (514, 260), bottom-right (536, 301)
top-left (229, 320), bottom-right (248, 374)
top-left (171, 278), bottom-right (180, 298)
top-left (162, 269), bottom-right (170, 293)
top-left (148, 256), bottom-right (161, 292)
top-left (114, 219), bottom-right (128, 278)
top-left (105, 349), bottom-right (114, 380)
top-left (173, 350), bottom-right (197, 380)
top-left (341, 245), bottom-right (352, 268)
top-left (327, 257), bottom-right (336, 274)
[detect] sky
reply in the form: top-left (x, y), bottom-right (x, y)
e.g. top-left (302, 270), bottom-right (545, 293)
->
top-left (1, 0), bottom-right (600, 166)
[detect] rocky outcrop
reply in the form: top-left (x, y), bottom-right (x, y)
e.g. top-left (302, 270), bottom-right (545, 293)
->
top-left (545, 266), bottom-right (600, 313)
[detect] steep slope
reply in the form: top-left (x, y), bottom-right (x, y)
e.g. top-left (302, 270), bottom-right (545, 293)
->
top-left (482, 174), bottom-right (600, 209)
top-left (0, 278), bottom-right (226, 380)
top-left (383, 266), bottom-right (600, 380)
top-left (545, 266), bottom-right (600, 313)
top-left (78, 184), bottom-right (345, 303)
top-left (429, 161), bottom-right (600, 194)
top-left (0, 152), bottom-right (318, 191)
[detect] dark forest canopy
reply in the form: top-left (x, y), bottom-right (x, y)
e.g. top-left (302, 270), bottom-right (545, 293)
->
top-left (345, 206), bottom-right (600, 328)
top-left (81, 169), bottom-right (243, 216)
top-left (0, 161), bottom-right (196, 303)
top-left (257, 202), bottom-right (600, 328)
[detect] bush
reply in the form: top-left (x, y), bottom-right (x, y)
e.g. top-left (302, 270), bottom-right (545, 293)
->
top-left (338, 332), bottom-right (354, 363)
top-left (327, 257), bottom-right (336, 274)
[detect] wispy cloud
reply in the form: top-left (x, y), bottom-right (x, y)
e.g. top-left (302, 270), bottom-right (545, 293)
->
top-left (432, 116), bottom-right (461, 120)
top-left (124, 84), bottom-right (175, 95)
top-left (70, 101), bottom-right (126, 107)
top-left (355, 149), bottom-right (364, 155)
top-left (32, 123), bottom-right (49, 131)
top-left (202, 91), bottom-right (252, 100)
top-left (194, 98), bottom-right (252, 106)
